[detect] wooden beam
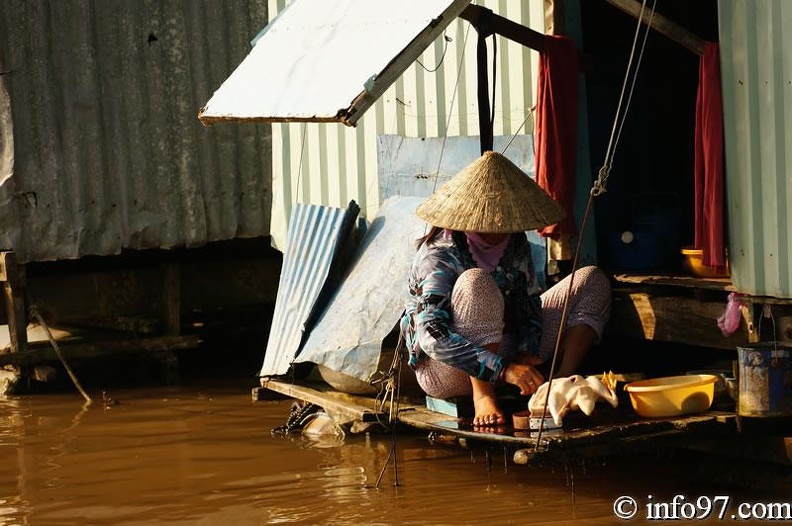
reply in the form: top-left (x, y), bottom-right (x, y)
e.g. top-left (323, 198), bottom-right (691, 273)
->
top-left (545, 0), bottom-right (566, 36)
top-left (260, 378), bottom-right (386, 423)
top-left (0, 334), bottom-right (200, 368)
top-left (609, 288), bottom-right (749, 349)
top-left (459, 4), bottom-right (593, 70)
top-left (396, 402), bottom-right (736, 462)
top-left (603, 0), bottom-right (706, 56)
top-left (460, 4), bottom-right (546, 51)
top-left (1, 251), bottom-right (27, 354)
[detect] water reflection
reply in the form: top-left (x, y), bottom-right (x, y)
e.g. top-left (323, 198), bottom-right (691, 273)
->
top-left (0, 381), bottom-right (786, 525)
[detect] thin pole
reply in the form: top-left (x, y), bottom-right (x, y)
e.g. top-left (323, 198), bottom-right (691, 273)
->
top-left (30, 305), bottom-right (92, 405)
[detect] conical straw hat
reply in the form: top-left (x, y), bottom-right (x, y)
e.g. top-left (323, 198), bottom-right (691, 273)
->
top-left (416, 151), bottom-right (566, 233)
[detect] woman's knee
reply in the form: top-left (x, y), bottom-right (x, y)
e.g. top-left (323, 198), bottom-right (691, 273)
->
top-left (450, 268), bottom-right (505, 347)
top-left (578, 266), bottom-right (612, 297)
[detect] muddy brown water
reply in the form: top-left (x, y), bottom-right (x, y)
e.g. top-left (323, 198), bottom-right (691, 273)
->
top-left (0, 376), bottom-right (786, 526)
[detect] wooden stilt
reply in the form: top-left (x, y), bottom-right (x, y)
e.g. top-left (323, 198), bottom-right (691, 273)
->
top-left (161, 262), bottom-right (181, 336)
top-left (1, 251), bottom-right (28, 354)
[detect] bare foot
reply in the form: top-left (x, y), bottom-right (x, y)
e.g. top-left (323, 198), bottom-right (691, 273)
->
top-left (472, 392), bottom-right (505, 427)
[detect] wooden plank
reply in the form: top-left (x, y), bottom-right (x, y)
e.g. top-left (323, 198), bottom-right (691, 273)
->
top-left (251, 386), bottom-right (291, 401)
top-left (613, 273), bottom-right (737, 292)
top-left (259, 377), bottom-right (738, 451)
top-left (1, 252), bottom-right (27, 354)
top-left (260, 378), bottom-right (387, 423)
top-left (398, 404), bottom-right (729, 443)
top-left (609, 288), bottom-right (750, 349)
top-left (0, 334), bottom-right (200, 367)
top-left (458, 4), bottom-right (593, 71)
top-left (603, 0), bottom-right (706, 56)
top-left (259, 379), bottom-right (740, 463)
top-left (460, 4), bottom-right (546, 51)
top-left (397, 404), bottom-right (736, 462)
top-left (684, 435), bottom-right (792, 466)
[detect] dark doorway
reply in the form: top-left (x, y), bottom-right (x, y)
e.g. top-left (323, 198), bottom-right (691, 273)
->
top-left (581, 1), bottom-right (719, 273)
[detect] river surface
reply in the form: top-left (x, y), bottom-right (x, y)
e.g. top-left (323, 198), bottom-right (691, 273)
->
top-left (0, 372), bottom-right (787, 526)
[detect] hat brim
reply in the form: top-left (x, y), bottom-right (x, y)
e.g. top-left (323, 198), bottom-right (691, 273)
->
top-left (416, 151), bottom-right (566, 233)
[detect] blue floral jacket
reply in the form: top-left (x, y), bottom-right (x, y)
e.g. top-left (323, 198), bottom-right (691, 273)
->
top-left (400, 230), bottom-right (543, 382)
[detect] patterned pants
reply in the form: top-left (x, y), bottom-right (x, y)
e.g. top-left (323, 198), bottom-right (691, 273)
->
top-left (414, 265), bottom-right (612, 399)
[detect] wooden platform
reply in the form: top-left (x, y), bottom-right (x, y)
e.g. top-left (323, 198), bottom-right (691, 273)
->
top-left (258, 378), bottom-right (388, 423)
top-left (256, 378), bottom-right (738, 464)
top-left (608, 273), bottom-right (754, 349)
top-left (0, 325), bottom-right (200, 368)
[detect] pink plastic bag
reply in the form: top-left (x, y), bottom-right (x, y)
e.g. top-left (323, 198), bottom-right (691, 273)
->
top-left (717, 292), bottom-right (742, 336)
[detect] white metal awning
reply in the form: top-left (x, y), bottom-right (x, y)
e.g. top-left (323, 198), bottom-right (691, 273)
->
top-left (198, 0), bottom-right (471, 127)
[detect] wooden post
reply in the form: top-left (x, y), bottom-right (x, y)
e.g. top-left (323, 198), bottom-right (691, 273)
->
top-left (0, 251), bottom-right (27, 354)
top-left (161, 261), bottom-right (181, 336)
top-left (545, 0), bottom-right (565, 36)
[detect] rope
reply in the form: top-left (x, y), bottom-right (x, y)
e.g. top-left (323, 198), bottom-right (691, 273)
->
top-left (372, 332), bottom-right (406, 488)
top-left (431, 22), bottom-right (472, 195)
top-left (592, 0), bottom-right (656, 197)
top-left (534, 195), bottom-right (595, 447)
top-left (500, 105), bottom-right (537, 155)
top-left (29, 305), bottom-right (92, 405)
top-left (376, 22), bottom-right (476, 483)
top-left (534, 0), bottom-right (655, 448)
top-left (419, 22), bottom-right (472, 242)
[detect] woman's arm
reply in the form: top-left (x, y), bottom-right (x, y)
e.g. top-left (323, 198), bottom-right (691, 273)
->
top-left (411, 246), bottom-right (505, 382)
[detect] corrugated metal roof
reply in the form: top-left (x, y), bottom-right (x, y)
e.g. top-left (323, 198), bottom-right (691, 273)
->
top-left (294, 196), bottom-right (426, 381)
top-left (259, 201), bottom-right (359, 378)
top-left (0, 1), bottom-right (272, 263)
top-left (719, 0), bottom-right (792, 297)
top-left (199, 0), bottom-right (472, 126)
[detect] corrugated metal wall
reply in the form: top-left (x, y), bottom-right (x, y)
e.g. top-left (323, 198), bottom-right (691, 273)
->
top-left (268, 0), bottom-right (545, 250)
top-left (719, 0), bottom-right (792, 298)
top-left (260, 202), bottom-right (358, 378)
top-left (0, 1), bottom-right (272, 263)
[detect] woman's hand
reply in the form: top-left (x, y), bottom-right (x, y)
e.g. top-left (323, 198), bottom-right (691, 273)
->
top-left (502, 363), bottom-right (544, 396)
top-left (514, 352), bottom-right (544, 366)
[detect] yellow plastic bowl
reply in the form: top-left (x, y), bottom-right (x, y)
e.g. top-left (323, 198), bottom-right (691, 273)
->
top-left (624, 374), bottom-right (718, 418)
top-left (681, 246), bottom-right (730, 278)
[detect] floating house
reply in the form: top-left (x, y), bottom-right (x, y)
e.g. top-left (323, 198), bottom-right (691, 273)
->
top-left (201, 0), bottom-right (792, 470)
top-left (0, 2), bottom-right (281, 378)
top-left (1, 0), bottom-right (789, 471)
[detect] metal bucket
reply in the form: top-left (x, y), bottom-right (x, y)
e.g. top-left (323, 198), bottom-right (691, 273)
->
top-left (736, 342), bottom-right (792, 417)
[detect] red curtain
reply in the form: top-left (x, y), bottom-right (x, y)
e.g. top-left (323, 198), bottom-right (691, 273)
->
top-left (694, 41), bottom-right (727, 268)
top-left (535, 35), bottom-right (579, 238)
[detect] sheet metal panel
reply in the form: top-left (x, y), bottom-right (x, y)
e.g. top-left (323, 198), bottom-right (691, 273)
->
top-left (259, 202), bottom-right (358, 378)
top-left (0, 55), bottom-right (11, 189)
top-left (295, 196), bottom-right (426, 381)
top-left (267, 0), bottom-right (545, 251)
top-left (0, 1), bottom-right (272, 263)
top-left (719, 0), bottom-right (792, 297)
top-left (377, 133), bottom-right (547, 289)
top-left (199, 0), bottom-right (471, 126)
